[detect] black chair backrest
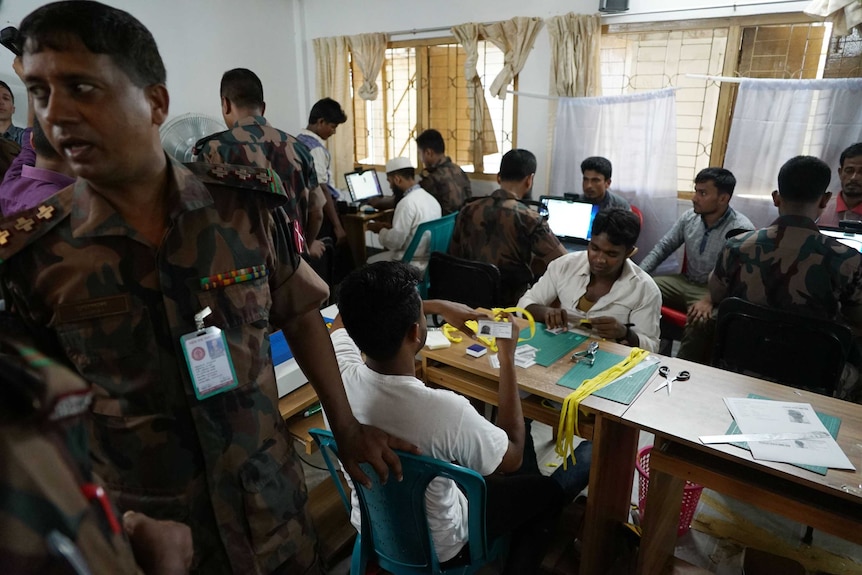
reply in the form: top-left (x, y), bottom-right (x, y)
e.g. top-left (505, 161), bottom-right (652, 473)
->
top-left (427, 252), bottom-right (501, 310)
top-left (712, 297), bottom-right (854, 396)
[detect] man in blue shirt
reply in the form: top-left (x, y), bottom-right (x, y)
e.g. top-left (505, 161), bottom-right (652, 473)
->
top-left (640, 167), bottom-right (754, 363)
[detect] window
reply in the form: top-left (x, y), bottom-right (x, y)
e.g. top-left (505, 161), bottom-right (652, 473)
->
top-left (351, 39), bottom-right (515, 176)
top-left (602, 17), bottom-right (862, 194)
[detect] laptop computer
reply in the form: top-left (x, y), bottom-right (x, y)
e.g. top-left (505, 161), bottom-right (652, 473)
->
top-left (819, 226), bottom-right (862, 253)
top-left (540, 195), bottom-right (599, 251)
top-left (344, 169), bottom-right (383, 203)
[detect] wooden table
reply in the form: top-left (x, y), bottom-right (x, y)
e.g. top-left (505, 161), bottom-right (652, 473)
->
top-left (340, 209), bottom-right (394, 268)
top-left (624, 358), bottom-right (862, 575)
top-left (421, 339), bottom-right (862, 575)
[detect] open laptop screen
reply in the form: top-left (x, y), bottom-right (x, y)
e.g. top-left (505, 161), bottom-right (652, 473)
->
top-left (344, 169), bottom-right (383, 202)
top-left (819, 227), bottom-right (862, 253)
top-left (540, 196), bottom-right (599, 243)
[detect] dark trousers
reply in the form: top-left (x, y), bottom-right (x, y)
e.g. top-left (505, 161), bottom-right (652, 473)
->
top-left (485, 473), bottom-right (565, 575)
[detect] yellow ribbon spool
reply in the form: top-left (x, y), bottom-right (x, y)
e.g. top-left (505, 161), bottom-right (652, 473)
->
top-left (442, 307), bottom-right (535, 351)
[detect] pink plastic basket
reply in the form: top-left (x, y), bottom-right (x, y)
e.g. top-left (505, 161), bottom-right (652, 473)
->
top-left (636, 446), bottom-right (704, 537)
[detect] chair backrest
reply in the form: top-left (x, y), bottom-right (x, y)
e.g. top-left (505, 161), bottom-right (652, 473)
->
top-left (427, 252), bottom-right (501, 310)
top-left (712, 298), bottom-right (854, 396)
top-left (630, 204), bottom-right (644, 227)
top-left (401, 212), bottom-right (459, 264)
top-left (309, 428), bottom-right (497, 575)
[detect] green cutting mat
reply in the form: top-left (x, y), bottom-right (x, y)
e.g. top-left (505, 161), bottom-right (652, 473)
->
top-left (518, 324), bottom-right (588, 367)
top-left (725, 393), bottom-right (841, 476)
top-left (556, 350), bottom-right (660, 405)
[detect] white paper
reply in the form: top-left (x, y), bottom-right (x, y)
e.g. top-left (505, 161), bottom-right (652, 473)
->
top-left (723, 398), bottom-right (855, 470)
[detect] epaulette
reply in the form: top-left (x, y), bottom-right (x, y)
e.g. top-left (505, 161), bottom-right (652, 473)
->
top-left (192, 130), bottom-right (228, 156)
top-left (184, 162), bottom-right (287, 199)
top-left (0, 187), bottom-right (72, 266)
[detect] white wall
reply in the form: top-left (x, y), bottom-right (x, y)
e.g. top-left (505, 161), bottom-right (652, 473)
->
top-left (0, 0), bottom-right (306, 132)
top-left (298, 0), bottom-right (812, 195)
top-left (0, 0), bottom-right (812, 192)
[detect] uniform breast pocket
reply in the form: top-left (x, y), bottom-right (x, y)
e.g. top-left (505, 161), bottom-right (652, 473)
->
top-left (56, 307), bottom-right (161, 408)
top-left (196, 278), bottom-right (272, 387)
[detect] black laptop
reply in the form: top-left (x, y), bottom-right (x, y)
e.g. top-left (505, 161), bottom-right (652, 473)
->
top-left (540, 195), bottom-right (599, 251)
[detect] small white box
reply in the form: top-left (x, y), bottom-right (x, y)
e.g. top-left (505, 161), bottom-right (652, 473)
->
top-left (466, 343), bottom-right (487, 358)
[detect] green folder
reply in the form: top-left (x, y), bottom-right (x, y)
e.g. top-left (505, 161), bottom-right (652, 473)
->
top-left (556, 350), bottom-right (659, 405)
top-left (518, 324), bottom-right (588, 367)
top-left (725, 393), bottom-right (841, 476)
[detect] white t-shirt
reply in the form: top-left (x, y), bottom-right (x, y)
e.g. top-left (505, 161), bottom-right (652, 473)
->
top-left (517, 251), bottom-right (662, 351)
top-left (377, 184), bottom-right (442, 268)
top-left (328, 328), bottom-right (508, 562)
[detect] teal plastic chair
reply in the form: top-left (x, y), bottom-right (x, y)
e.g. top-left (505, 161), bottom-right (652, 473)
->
top-left (401, 212), bottom-right (458, 298)
top-left (309, 428), bottom-right (507, 575)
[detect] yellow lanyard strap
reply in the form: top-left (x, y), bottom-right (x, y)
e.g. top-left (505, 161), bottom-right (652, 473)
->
top-left (555, 347), bottom-right (649, 468)
top-left (442, 307), bottom-right (535, 352)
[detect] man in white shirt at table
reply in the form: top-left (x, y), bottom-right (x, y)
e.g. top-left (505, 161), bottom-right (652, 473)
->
top-left (518, 208), bottom-right (662, 352)
top-left (367, 157), bottom-right (441, 271)
top-left (328, 261), bottom-right (592, 574)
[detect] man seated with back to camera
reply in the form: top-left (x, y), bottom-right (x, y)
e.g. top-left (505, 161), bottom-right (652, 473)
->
top-left (518, 208), bottom-right (662, 352)
top-left (710, 156), bottom-right (862, 402)
top-left (328, 261), bottom-right (592, 575)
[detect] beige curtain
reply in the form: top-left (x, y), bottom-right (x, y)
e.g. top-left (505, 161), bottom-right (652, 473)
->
top-left (804, 0), bottom-right (862, 36)
top-left (348, 33), bottom-right (389, 100)
top-left (451, 23), bottom-right (498, 173)
top-left (313, 36), bottom-right (354, 191)
top-left (546, 13), bottom-right (602, 98)
top-left (481, 17), bottom-right (544, 99)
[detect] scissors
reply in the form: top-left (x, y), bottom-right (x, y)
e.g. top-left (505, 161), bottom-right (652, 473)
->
top-left (653, 365), bottom-right (690, 395)
top-left (571, 341), bottom-right (600, 367)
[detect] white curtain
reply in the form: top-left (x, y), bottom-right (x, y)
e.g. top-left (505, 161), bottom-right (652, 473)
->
top-left (804, 0), bottom-right (862, 35)
top-left (546, 12), bottom-right (602, 98)
top-left (347, 33), bottom-right (389, 101)
top-left (724, 78), bottom-right (862, 228)
top-left (313, 36), bottom-right (354, 191)
top-left (550, 88), bottom-right (679, 269)
top-left (481, 17), bottom-right (544, 100)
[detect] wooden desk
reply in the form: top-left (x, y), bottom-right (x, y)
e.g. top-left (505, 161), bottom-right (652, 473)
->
top-left (623, 361), bottom-right (862, 575)
top-left (422, 335), bottom-right (649, 575)
top-left (340, 209), bottom-right (394, 268)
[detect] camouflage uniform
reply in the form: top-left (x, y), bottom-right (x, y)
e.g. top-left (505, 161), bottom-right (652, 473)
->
top-left (0, 159), bottom-right (328, 574)
top-left (711, 215), bottom-right (862, 401)
top-left (419, 156), bottom-right (471, 215)
top-left (449, 189), bottom-right (567, 306)
top-left (0, 316), bottom-right (141, 575)
top-left (194, 115), bottom-right (325, 238)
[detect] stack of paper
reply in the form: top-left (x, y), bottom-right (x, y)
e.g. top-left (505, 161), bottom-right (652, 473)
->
top-left (722, 398), bottom-right (855, 470)
top-left (424, 329), bottom-right (451, 350)
top-left (489, 344), bottom-right (539, 369)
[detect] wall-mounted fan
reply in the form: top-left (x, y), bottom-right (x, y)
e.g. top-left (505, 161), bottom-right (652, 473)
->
top-left (159, 113), bottom-right (225, 162)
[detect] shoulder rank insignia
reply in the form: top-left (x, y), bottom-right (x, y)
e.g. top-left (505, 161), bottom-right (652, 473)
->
top-left (0, 190), bottom-right (71, 265)
top-left (184, 162), bottom-right (287, 200)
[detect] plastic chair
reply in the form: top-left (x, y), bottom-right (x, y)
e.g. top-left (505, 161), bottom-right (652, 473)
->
top-left (658, 251), bottom-right (688, 356)
top-left (712, 297), bottom-right (853, 397)
top-left (309, 428), bottom-right (507, 575)
top-left (427, 253), bottom-right (501, 321)
top-left (401, 212), bottom-right (458, 298)
top-left (630, 204), bottom-right (644, 227)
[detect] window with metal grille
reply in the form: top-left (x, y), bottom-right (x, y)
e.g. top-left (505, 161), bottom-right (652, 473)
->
top-left (351, 39), bottom-right (515, 176)
top-left (602, 18), bottom-right (862, 194)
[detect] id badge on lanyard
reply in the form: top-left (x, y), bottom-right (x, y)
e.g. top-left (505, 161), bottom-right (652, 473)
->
top-left (180, 307), bottom-right (239, 400)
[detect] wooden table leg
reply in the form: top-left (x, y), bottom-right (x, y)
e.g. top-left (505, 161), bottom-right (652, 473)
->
top-left (579, 413), bottom-right (639, 575)
top-left (635, 444), bottom-right (686, 575)
top-left (342, 216), bottom-right (367, 269)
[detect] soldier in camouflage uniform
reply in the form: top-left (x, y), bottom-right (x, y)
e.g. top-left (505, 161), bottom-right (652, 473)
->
top-left (449, 149), bottom-right (567, 306)
top-left (710, 156), bottom-right (862, 402)
top-left (0, 313), bottom-right (193, 575)
top-left (416, 129), bottom-right (471, 215)
top-left (193, 68), bottom-right (327, 258)
top-left (1, 3), bottom-right (414, 574)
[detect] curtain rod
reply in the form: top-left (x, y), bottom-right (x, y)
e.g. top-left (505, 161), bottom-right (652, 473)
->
top-left (388, 1), bottom-right (806, 35)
